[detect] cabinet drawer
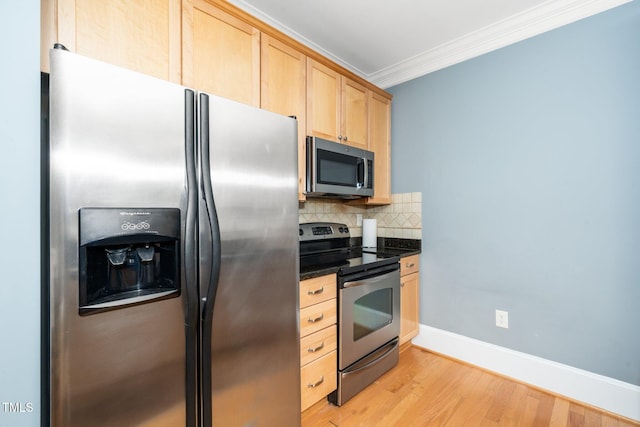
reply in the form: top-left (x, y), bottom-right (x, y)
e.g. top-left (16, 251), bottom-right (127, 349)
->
top-left (300, 325), bottom-right (337, 367)
top-left (300, 299), bottom-right (336, 337)
top-left (400, 254), bottom-right (420, 276)
top-left (300, 274), bottom-right (336, 308)
top-left (300, 351), bottom-right (337, 412)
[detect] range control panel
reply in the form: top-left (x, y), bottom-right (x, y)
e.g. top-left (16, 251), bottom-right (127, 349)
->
top-left (299, 222), bottom-right (350, 242)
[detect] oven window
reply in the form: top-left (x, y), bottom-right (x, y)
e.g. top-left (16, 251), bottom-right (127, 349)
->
top-left (353, 288), bottom-right (393, 341)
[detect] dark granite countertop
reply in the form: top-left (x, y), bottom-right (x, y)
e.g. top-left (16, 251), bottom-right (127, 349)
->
top-left (300, 238), bottom-right (421, 281)
top-left (300, 264), bottom-right (344, 281)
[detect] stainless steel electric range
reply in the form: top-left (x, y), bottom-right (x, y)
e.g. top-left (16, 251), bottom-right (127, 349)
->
top-left (299, 222), bottom-right (401, 406)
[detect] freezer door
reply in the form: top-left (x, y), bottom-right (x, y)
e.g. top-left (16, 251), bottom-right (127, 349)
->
top-left (47, 49), bottom-right (197, 427)
top-left (198, 93), bottom-right (301, 427)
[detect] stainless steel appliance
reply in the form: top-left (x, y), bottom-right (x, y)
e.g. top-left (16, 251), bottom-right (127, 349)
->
top-left (44, 47), bottom-right (300, 427)
top-left (306, 136), bottom-right (374, 199)
top-left (299, 223), bottom-right (400, 406)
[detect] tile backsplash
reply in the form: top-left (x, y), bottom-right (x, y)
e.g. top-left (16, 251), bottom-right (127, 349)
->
top-left (298, 192), bottom-right (422, 239)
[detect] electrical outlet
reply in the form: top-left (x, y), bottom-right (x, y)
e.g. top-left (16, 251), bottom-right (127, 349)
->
top-left (356, 214), bottom-right (363, 226)
top-left (495, 310), bottom-right (509, 329)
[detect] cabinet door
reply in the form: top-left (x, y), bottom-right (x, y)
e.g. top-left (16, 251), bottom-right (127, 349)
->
top-left (341, 78), bottom-right (368, 150)
top-left (185, 0), bottom-right (260, 106)
top-left (400, 272), bottom-right (420, 345)
top-left (44, 0), bottom-right (181, 81)
top-left (261, 35), bottom-right (307, 200)
top-left (367, 92), bottom-right (392, 204)
top-left (307, 59), bottom-right (341, 142)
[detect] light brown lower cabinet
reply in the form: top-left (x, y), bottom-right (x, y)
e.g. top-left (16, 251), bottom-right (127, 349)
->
top-left (299, 274), bottom-right (337, 412)
top-left (300, 348), bottom-right (337, 412)
top-left (399, 255), bottom-right (420, 345)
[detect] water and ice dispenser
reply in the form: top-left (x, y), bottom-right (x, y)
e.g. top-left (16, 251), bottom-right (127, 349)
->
top-left (79, 208), bottom-right (180, 315)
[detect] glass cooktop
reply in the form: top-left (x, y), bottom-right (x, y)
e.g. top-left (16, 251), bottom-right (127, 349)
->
top-left (300, 247), bottom-right (399, 277)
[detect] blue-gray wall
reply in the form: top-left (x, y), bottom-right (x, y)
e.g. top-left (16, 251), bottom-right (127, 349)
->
top-left (0, 1), bottom-right (41, 425)
top-left (389, 1), bottom-right (640, 386)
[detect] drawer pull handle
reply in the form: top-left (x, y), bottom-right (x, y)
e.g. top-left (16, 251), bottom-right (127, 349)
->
top-left (307, 342), bottom-right (325, 353)
top-left (405, 262), bottom-right (415, 268)
top-left (307, 287), bottom-right (324, 295)
top-left (307, 313), bottom-right (324, 323)
top-left (307, 376), bottom-right (324, 388)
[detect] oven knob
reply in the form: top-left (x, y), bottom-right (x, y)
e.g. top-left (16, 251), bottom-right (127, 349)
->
top-left (343, 226), bottom-right (349, 234)
top-left (299, 228), bottom-right (303, 237)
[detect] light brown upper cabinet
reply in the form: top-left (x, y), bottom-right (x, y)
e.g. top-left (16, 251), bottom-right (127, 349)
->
top-left (306, 60), bottom-right (340, 142)
top-left (341, 78), bottom-right (369, 150)
top-left (41, 0), bottom-right (181, 81)
top-left (260, 35), bottom-right (307, 201)
top-left (307, 59), bottom-right (368, 150)
top-left (183, 0), bottom-right (261, 106)
top-left (366, 92), bottom-right (392, 204)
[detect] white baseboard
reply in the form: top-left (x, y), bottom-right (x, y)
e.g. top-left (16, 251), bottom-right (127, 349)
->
top-left (412, 324), bottom-right (640, 422)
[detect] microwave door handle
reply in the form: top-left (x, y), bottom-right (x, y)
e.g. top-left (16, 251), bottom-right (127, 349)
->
top-left (357, 157), bottom-right (367, 189)
top-left (363, 157), bottom-right (368, 189)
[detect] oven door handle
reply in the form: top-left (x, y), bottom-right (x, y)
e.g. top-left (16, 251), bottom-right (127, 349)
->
top-left (342, 338), bottom-right (399, 376)
top-left (342, 267), bottom-right (398, 288)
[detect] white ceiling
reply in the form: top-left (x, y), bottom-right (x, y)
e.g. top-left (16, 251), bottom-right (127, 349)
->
top-left (225, 0), bottom-right (629, 88)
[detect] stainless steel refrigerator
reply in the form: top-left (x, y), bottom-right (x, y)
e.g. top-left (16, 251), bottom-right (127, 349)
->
top-left (44, 48), bottom-right (300, 427)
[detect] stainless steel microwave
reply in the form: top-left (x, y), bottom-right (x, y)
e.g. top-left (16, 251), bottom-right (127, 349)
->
top-left (306, 136), bottom-right (374, 199)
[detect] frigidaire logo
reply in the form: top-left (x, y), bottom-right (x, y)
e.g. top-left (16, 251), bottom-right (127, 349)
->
top-left (119, 211), bottom-right (151, 216)
top-left (121, 221), bottom-right (151, 231)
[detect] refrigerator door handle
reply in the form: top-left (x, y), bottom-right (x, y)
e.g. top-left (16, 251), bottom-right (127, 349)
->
top-left (184, 88), bottom-right (198, 427)
top-left (185, 88), bottom-right (198, 324)
top-left (199, 92), bottom-right (222, 319)
top-left (198, 92), bottom-right (221, 427)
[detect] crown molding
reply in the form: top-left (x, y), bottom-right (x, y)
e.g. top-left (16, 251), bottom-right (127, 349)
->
top-left (224, 0), bottom-right (630, 89)
top-left (223, 0), bottom-right (365, 76)
top-left (369, 0), bottom-right (631, 88)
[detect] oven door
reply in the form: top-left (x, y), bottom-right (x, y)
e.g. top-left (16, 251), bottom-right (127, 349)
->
top-left (338, 265), bottom-right (400, 369)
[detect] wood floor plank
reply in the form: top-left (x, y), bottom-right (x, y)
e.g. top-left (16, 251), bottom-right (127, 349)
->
top-left (569, 402), bottom-right (586, 427)
top-left (549, 398), bottom-right (571, 427)
top-left (585, 409), bottom-right (603, 427)
top-left (523, 394), bottom-right (542, 426)
top-left (444, 369), bottom-right (502, 425)
top-left (484, 376), bottom-right (517, 422)
top-left (301, 346), bottom-right (640, 427)
top-left (532, 392), bottom-right (556, 427)
top-left (601, 414), bottom-right (620, 427)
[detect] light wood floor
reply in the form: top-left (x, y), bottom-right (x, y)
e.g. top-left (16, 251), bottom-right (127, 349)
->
top-left (301, 346), bottom-right (639, 427)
